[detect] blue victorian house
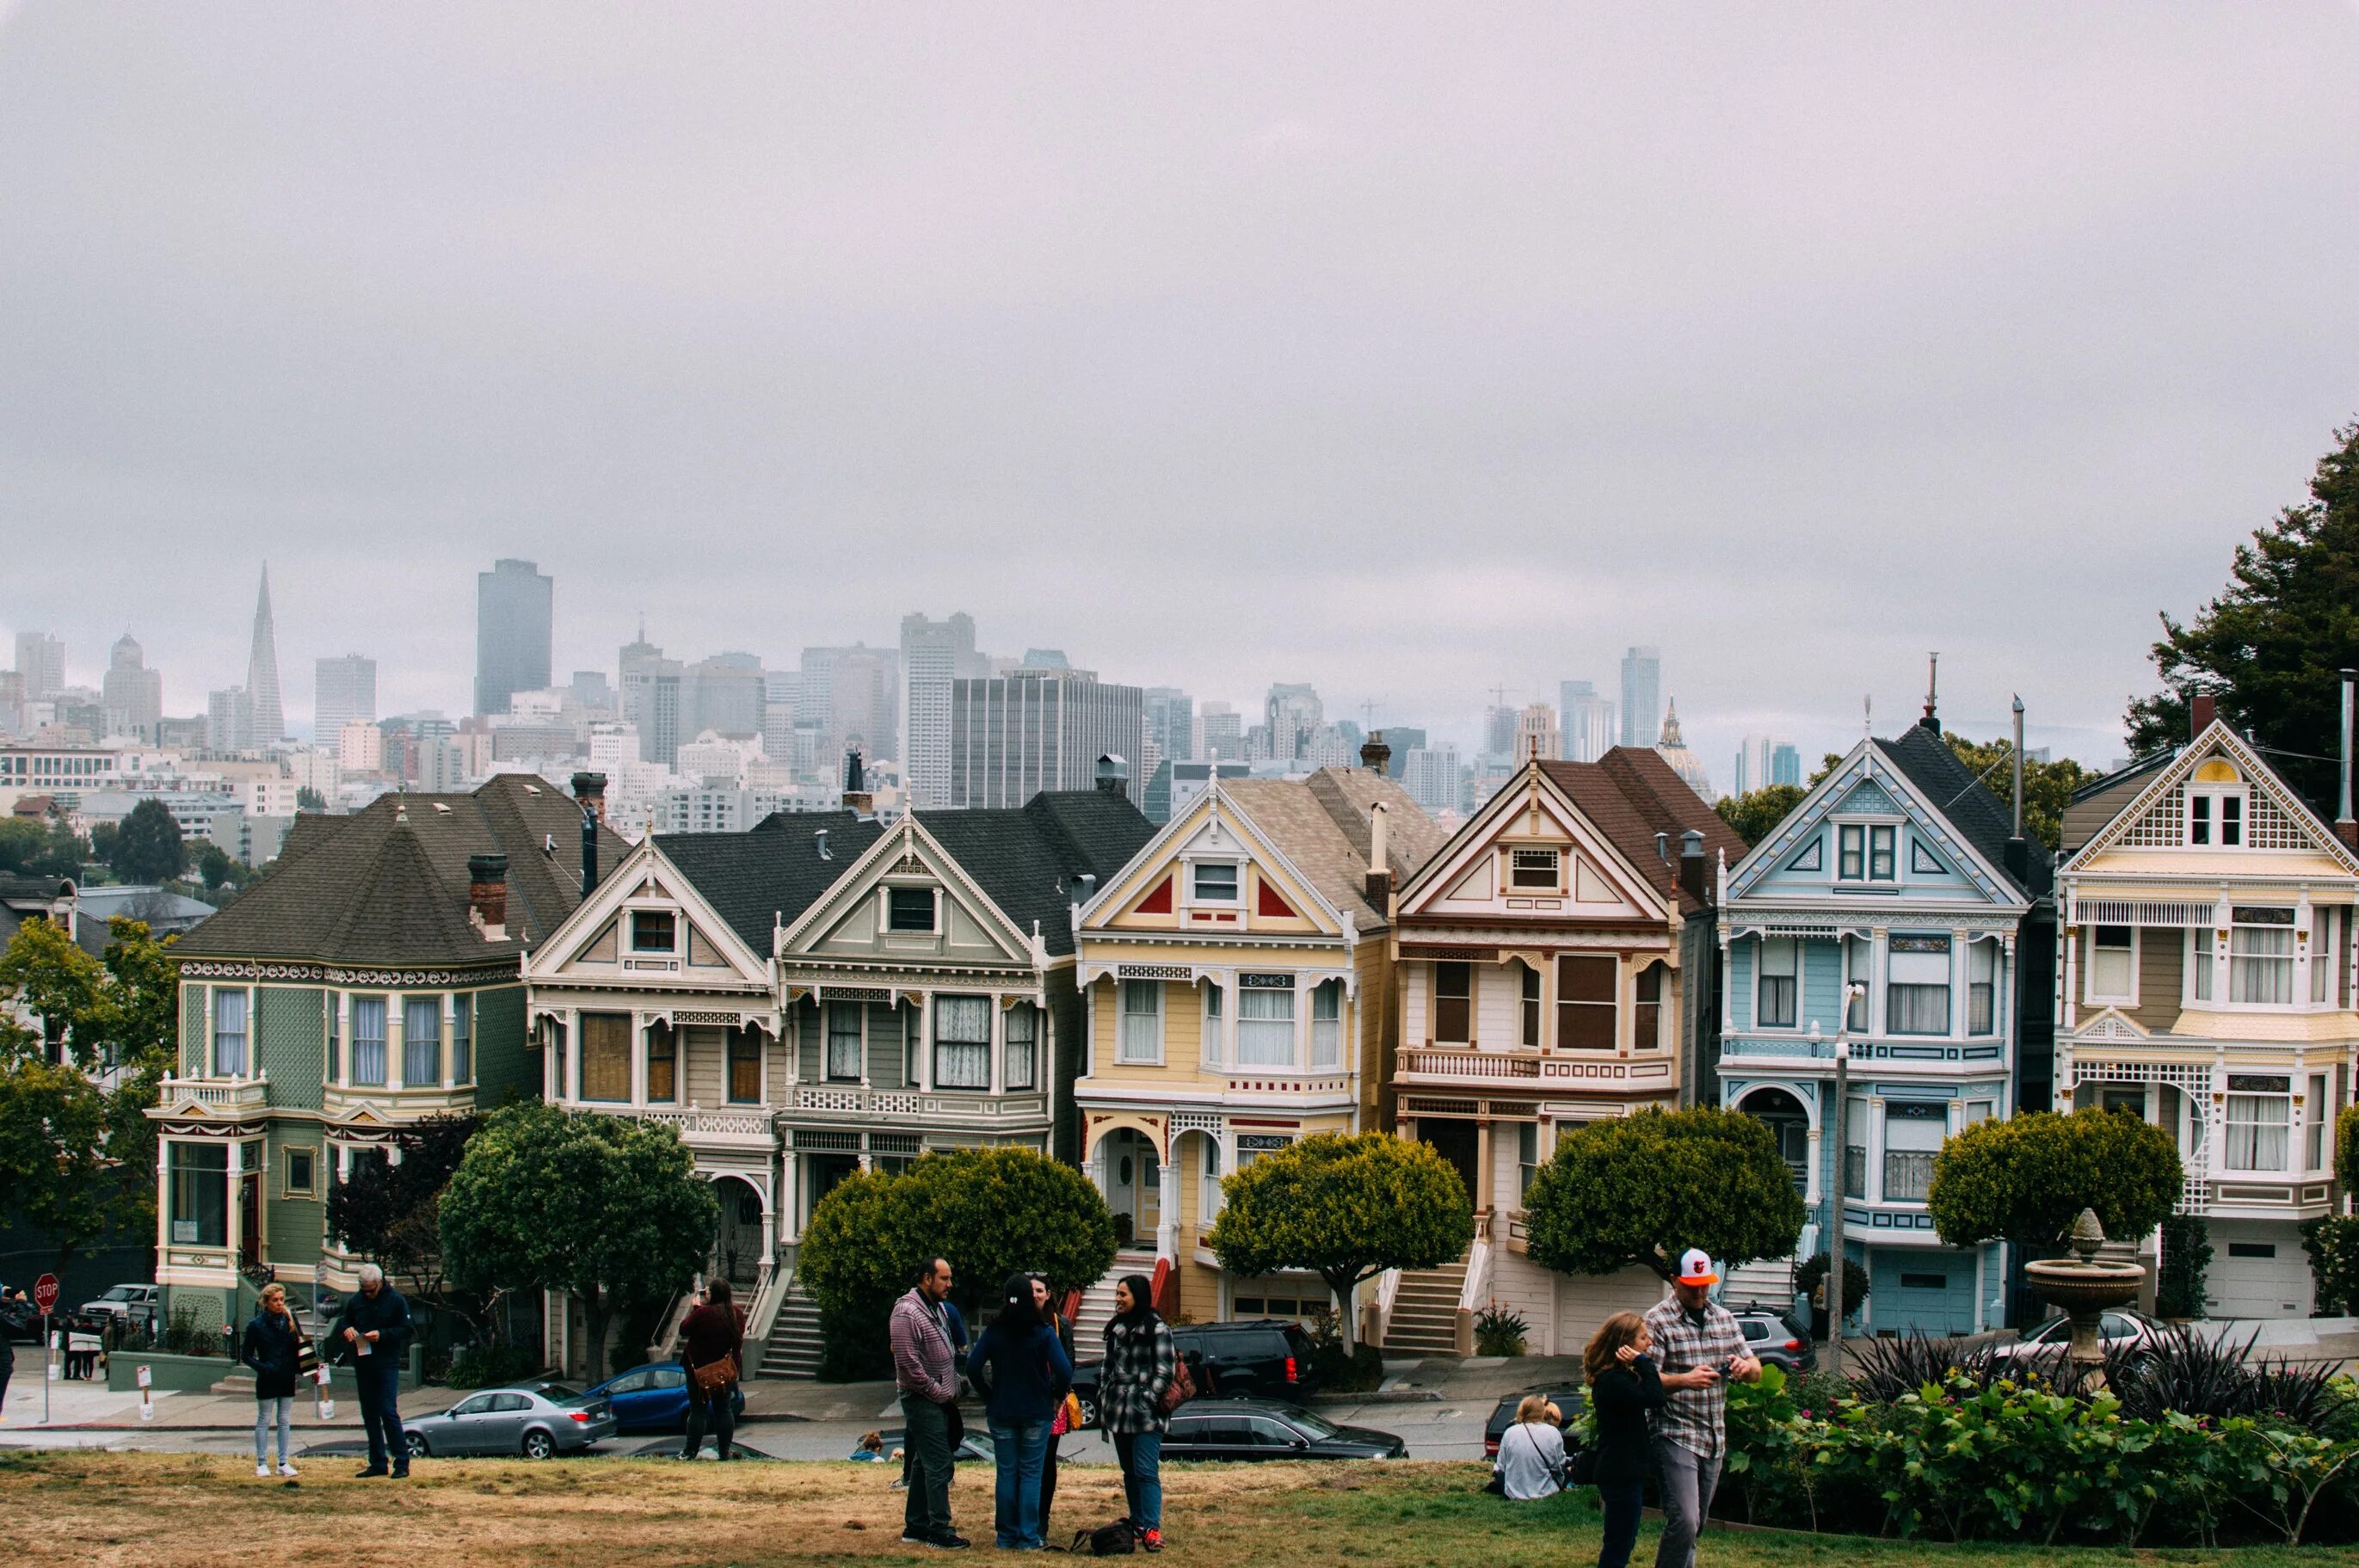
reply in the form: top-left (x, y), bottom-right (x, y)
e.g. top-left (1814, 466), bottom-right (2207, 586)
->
top-left (1715, 705), bottom-right (2054, 1336)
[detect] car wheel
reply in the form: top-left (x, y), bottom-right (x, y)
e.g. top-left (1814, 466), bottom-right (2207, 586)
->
top-left (521, 1430), bottom-right (556, 1460)
top-left (405, 1433), bottom-right (431, 1460)
top-left (1077, 1393), bottom-right (1099, 1430)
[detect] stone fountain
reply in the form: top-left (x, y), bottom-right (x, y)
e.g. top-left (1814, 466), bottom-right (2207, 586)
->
top-left (2022, 1208), bottom-right (2146, 1387)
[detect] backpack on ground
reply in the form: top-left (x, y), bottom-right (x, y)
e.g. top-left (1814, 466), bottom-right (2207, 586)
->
top-left (1075, 1520), bottom-right (1138, 1556)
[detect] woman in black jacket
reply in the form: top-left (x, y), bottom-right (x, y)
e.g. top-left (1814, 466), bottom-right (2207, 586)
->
top-left (242, 1283), bottom-right (305, 1479)
top-left (1583, 1312), bottom-right (1666, 1568)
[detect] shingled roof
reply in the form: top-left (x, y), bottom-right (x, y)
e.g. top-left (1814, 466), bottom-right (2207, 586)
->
top-left (1537, 747), bottom-right (1748, 916)
top-left (912, 790), bottom-right (1156, 957)
top-left (655, 810), bottom-right (887, 956)
top-left (1874, 719), bottom-right (2053, 896)
top-left (170, 776), bottom-right (631, 968)
top-left (1223, 768), bottom-right (1443, 929)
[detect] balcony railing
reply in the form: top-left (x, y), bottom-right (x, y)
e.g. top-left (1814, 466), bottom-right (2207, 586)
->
top-left (1398, 1048), bottom-right (1541, 1081)
top-left (637, 1106), bottom-right (779, 1145)
top-left (155, 1074), bottom-right (269, 1116)
top-left (1883, 1151), bottom-right (1935, 1204)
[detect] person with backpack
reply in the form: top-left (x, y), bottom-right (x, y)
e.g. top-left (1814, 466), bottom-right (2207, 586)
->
top-left (1492, 1393), bottom-right (1568, 1500)
top-left (678, 1278), bottom-right (744, 1461)
top-left (1098, 1274), bottom-right (1179, 1553)
top-left (241, 1283), bottom-right (307, 1479)
top-left (965, 1270), bottom-right (1073, 1551)
top-left (1584, 1312), bottom-right (1667, 1568)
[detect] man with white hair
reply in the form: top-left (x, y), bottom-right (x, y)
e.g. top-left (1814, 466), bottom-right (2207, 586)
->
top-left (332, 1263), bottom-right (416, 1478)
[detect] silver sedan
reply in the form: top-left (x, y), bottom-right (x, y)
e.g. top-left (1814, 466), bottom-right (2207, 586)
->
top-left (403, 1381), bottom-right (617, 1460)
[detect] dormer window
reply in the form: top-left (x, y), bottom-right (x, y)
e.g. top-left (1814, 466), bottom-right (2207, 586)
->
top-left (1192, 863), bottom-right (1239, 903)
top-left (630, 910), bottom-right (676, 952)
top-left (888, 887), bottom-right (937, 932)
top-left (2190, 759), bottom-right (2245, 845)
top-left (1837, 824), bottom-right (1896, 882)
top-left (1510, 848), bottom-right (1561, 889)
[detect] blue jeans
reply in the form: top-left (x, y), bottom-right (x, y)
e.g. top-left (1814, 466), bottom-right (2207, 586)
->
top-left (1113, 1430), bottom-right (1164, 1532)
top-left (989, 1419), bottom-right (1050, 1548)
top-left (254, 1396), bottom-right (294, 1467)
top-left (1597, 1479), bottom-right (1645, 1568)
top-left (356, 1362), bottom-right (404, 1471)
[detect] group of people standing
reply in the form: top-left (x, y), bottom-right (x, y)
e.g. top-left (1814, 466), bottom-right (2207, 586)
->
top-left (890, 1257), bottom-right (1176, 1553)
top-left (1494, 1249), bottom-right (1764, 1568)
top-left (236, 1261), bottom-right (414, 1479)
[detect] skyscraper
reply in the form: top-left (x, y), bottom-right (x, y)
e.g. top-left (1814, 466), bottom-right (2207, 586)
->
top-left (1559, 680), bottom-right (1616, 763)
top-left (1143, 687), bottom-right (1194, 768)
top-left (315, 655), bottom-right (378, 741)
top-left (1263, 683), bottom-right (1322, 762)
top-left (683, 651), bottom-right (767, 740)
top-left (247, 565), bottom-right (285, 745)
top-left (1402, 743), bottom-right (1463, 815)
top-left (1618, 646), bottom-right (1661, 748)
top-left (900, 612), bottom-right (982, 809)
top-left (1733, 734), bottom-right (1771, 797)
top-left (13, 632), bottom-right (65, 701)
top-left (1483, 704), bottom-right (1518, 759)
top-left (1198, 702), bottom-right (1244, 761)
top-left (1771, 742), bottom-right (1802, 788)
top-left (948, 667), bottom-right (1146, 808)
top-left (1515, 702), bottom-right (1560, 764)
top-left (619, 624), bottom-right (681, 766)
top-left (475, 558), bottom-right (553, 717)
top-left (103, 634), bottom-right (163, 741)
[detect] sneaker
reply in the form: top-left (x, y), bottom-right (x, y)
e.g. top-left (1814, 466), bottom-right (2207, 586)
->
top-left (1141, 1528), bottom-right (1163, 1553)
top-left (928, 1534), bottom-right (970, 1550)
top-left (278, 1463), bottom-right (300, 1479)
top-left (256, 1464), bottom-right (273, 1479)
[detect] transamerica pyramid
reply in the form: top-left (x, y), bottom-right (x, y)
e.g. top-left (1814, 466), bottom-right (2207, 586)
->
top-left (246, 563), bottom-right (285, 745)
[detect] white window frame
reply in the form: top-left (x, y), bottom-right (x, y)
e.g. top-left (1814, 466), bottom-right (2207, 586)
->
top-left (1200, 982), bottom-right (1223, 1067)
top-left (825, 1002), bottom-right (865, 1082)
top-left (1838, 824), bottom-right (1865, 881)
top-left (883, 884), bottom-right (939, 936)
top-left (1118, 980), bottom-right (1164, 1064)
top-left (1756, 937), bottom-right (1798, 1030)
top-left (2189, 787), bottom-right (2246, 847)
top-left (1967, 938), bottom-right (1999, 1036)
top-left (2223, 1082), bottom-right (2290, 1172)
top-left (1886, 935), bottom-right (1952, 1036)
top-left (2227, 907), bottom-right (2297, 1008)
top-left (1004, 1003), bottom-right (1038, 1091)
top-left (932, 995), bottom-right (991, 1090)
top-left (1508, 846), bottom-right (1561, 891)
top-left (212, 986), bottom-right (250, 1078)
top-left (1190, 862), bottom-right (1239, 904)
top-left (1236, 977), bottom-right (1297, 1067)
top-left (402, 994), bottom-right (443, 1089)
top-left (1310, 980), bottom-right (1342, 1067)
top-left (2085, 925), bottom-right (2137, 1006)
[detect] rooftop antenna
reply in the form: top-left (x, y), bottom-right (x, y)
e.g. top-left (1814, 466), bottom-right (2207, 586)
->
top-left (1863, 693), bottom-right (1872, 739)
top-left (1923, 652), bottom-right (1940, 727)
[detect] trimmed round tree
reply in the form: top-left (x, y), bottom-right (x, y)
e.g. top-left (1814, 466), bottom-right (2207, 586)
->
top-left (799, 1147), bottom-right (1118, 1378)
top-left (1205, 1131), bottom-right (1473, 1350)
top-left (440, 1103), bottom-right (718, 1381)
top-left (1926, 1108), bottom-right (2181, 1254)
top-left (1524, 1106), bottom-right (1805, 1282)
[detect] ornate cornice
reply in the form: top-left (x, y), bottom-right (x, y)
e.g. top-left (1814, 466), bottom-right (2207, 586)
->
top-left (177, 958), bottom-right (516, 987)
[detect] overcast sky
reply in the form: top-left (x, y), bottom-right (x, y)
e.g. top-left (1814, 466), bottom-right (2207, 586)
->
top-left (3, 3), bottom-right (2357, 778)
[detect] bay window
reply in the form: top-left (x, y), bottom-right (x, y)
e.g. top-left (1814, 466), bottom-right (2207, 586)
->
top-left (2313, 907), bottom-right (2337, 1004)
top-left (1005, 1005), bottom-right (1038, 1091)
top-left (2229, 907), bottom-right (2294, 1004)
top-left (352, 997), bottom-right (387, 1086)
top-left (725, 1024), bottom-right (763, 1101)
top-left (169, 1141), bottom-right (228, 1247)
top-left (1310, 980), bottom-right (1341, 1067)
top-left (647, 1024), bottom-right (676, 1102)
top-left (579, 1012), bottom-right (631, 1102)
top-left (2087, 926), bottom-right (2133, 1003)
top-left (1845, 938), bottom-right (1869, 1030)
top-left (1200, 984), bottom-right (1223, 1067)
top-left (1634, 962), bottom-right (1666, 1050)
top-left (403, 996), bottom-right (441, 1087)
top-left (1238, 976), bottom-right (1297, 1067)
top-left (1520, 963), bottom-right (1541, 1048)
top-left (1968, 940), bottom-right (1997, 1034)
top-left (2224, 1075), bottom-right (2290, 1171)
top-left (1118, 980), bottom-right (1162, 1063)
top-left (212, 987), bottom-right (249, 1077)
top-left (1887, 935), bottom-right (1952, 1035)
top-left (452, 994), bottom-right (471, 1083)
top-left (825, 1004), bottom-right (864, 1081)
top-left (933, 996), bottom-right (991, 1089)
top-left (1883, 1102), bottom-right (1944, 1202)
top-left (1434, 962), bottom-right (1472, 1043)
top-left (1757, 938), bottom-right (1797, 1028)
top-left (2309, 1074), bottom-right (2330, 1170)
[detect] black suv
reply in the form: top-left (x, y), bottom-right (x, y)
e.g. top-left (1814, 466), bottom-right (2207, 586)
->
top-left (1070, 1319), bottom-right (1321, 1426)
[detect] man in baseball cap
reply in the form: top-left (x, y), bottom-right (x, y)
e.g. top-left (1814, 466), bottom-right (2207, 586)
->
top-left (1642, 1248), bottom-right (1759, 1568)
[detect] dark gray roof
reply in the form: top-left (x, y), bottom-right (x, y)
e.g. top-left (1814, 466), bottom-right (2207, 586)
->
top-left (1875, 720), bottom-right (2052, 897)
top-left (170, 776), bottom-right (631, 968)
top-left (654, 811), bottom-right (886, 955)
top-left (914, 790), bottom-right (1155, 956)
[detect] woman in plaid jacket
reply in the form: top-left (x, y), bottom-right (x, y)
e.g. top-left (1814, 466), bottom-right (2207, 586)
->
top-left (1098, 1275), bottom-right (1176, 1552)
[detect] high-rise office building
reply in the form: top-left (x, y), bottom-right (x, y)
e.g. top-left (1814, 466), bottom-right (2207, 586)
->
top-left (475, 558), bottom-right (553, 717)
top-left (1377, 726), bottom-right (1426, 778)
top-left (1771, 742), bottom-right (1802, 789)
top-left (1263, 683), bottom-right (1322, 763)
top-left (1618, 646), bottom-right (1661, 748)
top-left (1483, 704), bottom-right (1518, 759)
top-left (684, 651), bottom-right (767, 740)
top-left (1559, 679), bottom-right (1616, 763)
top-left (948, 667), bottom-right (1146, 808)
top-left (1402, 744), bottom-right (1463, 815)
top-left (245, 565), bottom-right (285, 746)
top-left (619, 626), bottom-right (681, 766)
top-left (1198, 702), bottom-right (1244, 762)
top-left (1516, 703), bottom-right (1560, 764)
top-left (900, 612), bottom-right (982, 809)
top-left (1144, 686), bottom-right (1194, 769)
top-left (103, 635), bottom-right (163, 741)
top-left (1733, 734), bottom-right (1771, 797)
top-left (762, 670), bottom-right (801, 765)
top-left (15, 632), bottom-right (65, 702)
top-left (206, 686), bottom-right (253, 753)
top-left (569, 670), bottom-right (614, 713)
top-left (315, 655), bottom-right (378, 741)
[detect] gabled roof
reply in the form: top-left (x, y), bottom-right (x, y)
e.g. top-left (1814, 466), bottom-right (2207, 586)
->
top-left (2060, 752), bottom-right (2174, 856)
top-left (653, 810), bottom-right (885, 955)
top-left (907, 790), bottom-right (1155, 956)
top-left (1873, 721), bottom-right (2052, 897)
top-left (2060, 717), bottom-right (2359, 876)
top-left (169, 775), bottom-right (631, 968)
top-left (1220, 768), bottom-right (1444, 928)
top-left (1536, 747), bottom-right (1747, 916)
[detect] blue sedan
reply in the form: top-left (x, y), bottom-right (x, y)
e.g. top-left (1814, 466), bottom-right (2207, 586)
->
top-left (584, 1362), bottom-right (747, 1434)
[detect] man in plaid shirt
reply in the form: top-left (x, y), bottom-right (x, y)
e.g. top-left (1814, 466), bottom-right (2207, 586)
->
top-left (1641, 1249), bottom-right (1760, 1568)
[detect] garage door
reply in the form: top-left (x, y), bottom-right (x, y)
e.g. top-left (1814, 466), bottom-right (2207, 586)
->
top-left (1554, 1266), bottom-right (1664, 1354)
top-left (2202, 1225), bottom-right (2311, 1319)
top-left (1869, 1250), bottom-right (1975, 1337)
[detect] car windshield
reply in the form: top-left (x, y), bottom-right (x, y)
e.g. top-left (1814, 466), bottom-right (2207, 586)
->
top-left (102, 1288), bottom-right (134, 1301)
top-left (1279, 1407), bottom-right (1341, 1438)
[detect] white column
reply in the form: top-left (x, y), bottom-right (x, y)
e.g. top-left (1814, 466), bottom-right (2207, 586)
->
top-left (911, 997), bottom-right (928, 1092)
top-left (758, 1021), bottom-right (772, 1105)
top-left (226, 1137), bottom-right (245, 1264)
top-left (631, 1014), bottom-right (648, 1107)
top-left (565, 1008), bottom-right (581, 1104)
top-left (1156, 1153), bottom-right (1180, 1263)
top-left (783, 1004), bottom-right (800, 1088)
top-left (1951, 928), bottom-right (1969, 1039)
top-left (443, 995), bottom-right (456, 1091)
top-left (1803, 1126), bottom-right (1823, 1205)
top-left (1869, 928), bottom-right (1889, 1036)
top-left (989, 994), bottom-right (1006, 1097)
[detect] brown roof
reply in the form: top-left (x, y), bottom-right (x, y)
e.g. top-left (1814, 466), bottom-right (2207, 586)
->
top-left (1223, 767), bottom-right (1443, 929)
top-left (1537, 747), bottom-right (1746, 915)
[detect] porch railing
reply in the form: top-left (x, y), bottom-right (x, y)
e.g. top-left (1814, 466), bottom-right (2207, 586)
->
top-left (1399, 1049), bottom-right (1541, 1080)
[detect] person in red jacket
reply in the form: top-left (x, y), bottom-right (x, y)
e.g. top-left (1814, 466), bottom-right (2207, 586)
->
top-left (678, 1278), bottom-right (744, 1461)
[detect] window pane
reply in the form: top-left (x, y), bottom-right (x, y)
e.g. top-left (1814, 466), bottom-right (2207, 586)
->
top-left (827, 1004), bottom-right (864, 1080)
top-left (1519, 964), bottom-right (1541, 1048)
top-left (2225, 1094), bottom-right (2288, 1171)
top-left (1192, 864), bottom-right (1238, 902)
top-left (631, 910), bottom-right (675, 951)
top-left (352, 997), bottom-right (387, 1086)
top-left (1509, 848), bottom-right (1559, 889)
top-left (1888, 984), bottom-right (1949, 1034)
top-left (403, 997), bottom-right (441, 1087)
top-left (2231, 921), bottom-right (2294, 1004)
top-left (1758, 938), bottom-right (1796, 1028)
top-left (213, 988), bottom-right (249, 1077)
top-left (934, 997), bottom-right (991, 1087)
top-left (1869, 826), bottom-right (1895, 880)
top-left (1434, 961), bottom-right (1471, 1043)
top-left (1119, 980), bottom-right (1162, 1062)
top-left (1238, 987), bottom-right (1296, 1066)
top-left (1201, 985), bottom-right (1223, 1067)
top-left (646, 1027), bottom-right (676, 1102)
top-left (452, 994), bottom-right (471, 1083)
top-left (888, 888), bottom-right (935, 932)
top-left (728, 1029), bottom-right (761, 1101)
top-left (1310, 981), bottom-right (1340, 1067)
top-left (1006, 1005), bottom-right (1038, 1090)
top-left (581, 1012), bottom-right (631, 1101)
top-left (169, 1141), bottom-right (228, 1246)
top-left (1839, 825), bottom-right (1864, 879)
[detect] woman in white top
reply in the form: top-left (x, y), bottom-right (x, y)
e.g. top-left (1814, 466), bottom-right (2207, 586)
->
top-left (1493, 1394), bottom-right (1568, 1500)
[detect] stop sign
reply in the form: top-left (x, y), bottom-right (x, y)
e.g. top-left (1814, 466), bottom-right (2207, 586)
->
top-left (32, 1273), bottom-right (59, 1313)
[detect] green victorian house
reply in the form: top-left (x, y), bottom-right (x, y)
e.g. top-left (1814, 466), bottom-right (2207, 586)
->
top-left (152, 772), bottom-right (627, 1341)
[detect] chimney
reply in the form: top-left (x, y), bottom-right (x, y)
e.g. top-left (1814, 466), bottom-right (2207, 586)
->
top-left (841, 747), bottom-right (873, 818)
top-left (2005, 694), bottom-right (2030, 880)
top-left (1679, 828), bottom-right (1706, 906)
top-left (1365, 802), bottom-right (1393, 909)
top-left (1360, 729), bottom-right (1392, 776)
top-left (815, 827), bottom-right (831, 861)
top-left (2190, 691), bottom-right (2216, 736)
top-left (571, 772), bottom-right (606, 898)
top-left (2340, 671), bottom-right (2357, 850)
top-left (570, 772), bottom-right (607, 826)
top-left (1095, 753), bottom-right (1130, 797)
top-left (1921, 650), bottom-right (1940, 732)
top-left (467, 852), bottom-right (508, 938)
top-left (1655, 831), bottom-right (1670, 863)
top-left (1077, 872), bottom-right (1098, 904)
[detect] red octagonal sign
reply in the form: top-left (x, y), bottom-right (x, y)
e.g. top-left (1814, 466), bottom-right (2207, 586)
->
top-left (32, 1273), bottom-right (59, 1313)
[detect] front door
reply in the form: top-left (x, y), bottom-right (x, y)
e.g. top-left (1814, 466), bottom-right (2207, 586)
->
top-left (239, 1173), bottom-right (262, 1267)
top-left (1419, 1119), bottom-right (1481, 1212)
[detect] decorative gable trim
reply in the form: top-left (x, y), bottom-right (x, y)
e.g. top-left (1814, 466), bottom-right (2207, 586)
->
top-left (776, 815), bottom-right (1038, 965)
top-left (1395, 765), bottom-right (1663, 922)
top-left (2067, 722), bottom-right (2359, 873)
top-left (524, 838), bottom-right (771, 986)
top-left (1075, 788), bottom-right (1346, 938)
top-left (2075, 1007), bottom-right (2149, 1042)
top-left (1727, 741), bottom-right (2020, 909)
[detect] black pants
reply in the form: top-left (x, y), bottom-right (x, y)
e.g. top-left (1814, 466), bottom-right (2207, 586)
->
top-left (682, 1383), bottom-right (736, 1460)
top-left (1598, 1479), bottom-right (1646, 1568)
top-left (901, 1393), bottom-right (956, 1543)
top-left (1039, 1431), bottom-right (1062, 1538)
top-left (356, 1362), bottom-right (405, 1472)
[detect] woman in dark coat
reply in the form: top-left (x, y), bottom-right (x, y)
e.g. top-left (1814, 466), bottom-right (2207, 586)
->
top-left (242, 1282), bottom-right (305, 1478)
top-left (1583, 1311), bottom-right (1667, 1568)
top-left (1032, 1276), bottom-right (1080, 1542)
top-left (678, 1278), bottom-right (745, 1461)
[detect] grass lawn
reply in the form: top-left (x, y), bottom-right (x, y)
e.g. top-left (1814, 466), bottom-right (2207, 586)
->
top-left (3, 1452), bottom-right (2353, 1568)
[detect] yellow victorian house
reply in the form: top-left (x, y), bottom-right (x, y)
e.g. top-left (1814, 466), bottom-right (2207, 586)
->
top-left (1073, 743), bottom-right (1443, 1326)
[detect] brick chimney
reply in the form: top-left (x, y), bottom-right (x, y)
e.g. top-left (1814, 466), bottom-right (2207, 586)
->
top-left (1365, 802), bottom-right (1392, 910)
top-left (841, 747), bottom-right (873, 818)
top-left (467, 852), bottom-right (508, 938)
top-left (1360, 729), bottom-right (1392, 775)
top-left (2190, 692), bottom-right (2216, 737)
top-left (570, 772), bottom-right (607, 825)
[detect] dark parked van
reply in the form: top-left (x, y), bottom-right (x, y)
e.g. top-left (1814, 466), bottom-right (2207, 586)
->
top-left (1070, 1319), bottom-right (1321, 1426)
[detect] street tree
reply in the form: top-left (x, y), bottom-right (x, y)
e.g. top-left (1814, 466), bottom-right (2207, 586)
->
top-left (1937, 735), bottom-right (2093, 852)
top-left (111, 799), bottom-right (187, 884)
top-left (0, 1058), bottom-right (114, 1270)
top-left (1206, 1131), bottom-right (1473, 1350)
top-left (329, 1114), bottom-right (490, 1339)
top-left (1524, 1107), bottom-right (1805, 1282)
top-left (1927, 1109), bottom-right (2181, 1251)
top-left (439, 1103), bottom-right (717, 1380)
top-left (0, 817), bottom-right (88, 878)
top-left (800, 1147), bottom-right (1118, 1376)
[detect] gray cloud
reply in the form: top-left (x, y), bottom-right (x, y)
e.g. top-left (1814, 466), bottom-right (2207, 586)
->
top-left (3, 2), bottom-right (2356, 774)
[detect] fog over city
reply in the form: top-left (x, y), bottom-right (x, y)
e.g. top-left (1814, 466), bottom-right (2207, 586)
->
top-left (3, 3), bottom-right (2358, 767)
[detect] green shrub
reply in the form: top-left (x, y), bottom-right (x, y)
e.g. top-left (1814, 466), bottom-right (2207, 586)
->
top-left (446, 1344), bottom-right (540, 1389)
top-left (2158, 1212), bottom-right (2213, 1318)
top-left (1473, 1304), bottom-right (1528, 1357)
top-left (2307, 1214), bottom-right (2359, 1317)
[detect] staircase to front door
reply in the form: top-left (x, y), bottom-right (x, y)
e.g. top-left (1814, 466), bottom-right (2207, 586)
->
top-left (1382, 1255), bottom-right (1469, 1356)
top-left (759, 1277), bottom-right (825, 1380)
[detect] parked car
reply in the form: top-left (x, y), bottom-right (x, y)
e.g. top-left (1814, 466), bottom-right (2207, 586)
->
top-left (583, 1362), bottom-right (747, 1434)
top-left (868, 1428), bottom-right (994, 1465)
top-left (1481, 1383), bottom-right (1585, 1459)
top-left (80, 1283), bottom-right (160, 1330)
top-left (1159, 1399), bottom-right (1405, 1460)
top-left (1986, 1309), bottom-right (2167, 1368)
top-left (1070, 1319), bottom-right (1321, 1427)
top-left (403, 1380), bottom-right (616, 1459)
top-left (1733, 1309), bottom-right (1816, 1374)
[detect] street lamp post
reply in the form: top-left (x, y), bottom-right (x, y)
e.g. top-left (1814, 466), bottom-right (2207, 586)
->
top-left (1827, 982), bottom-right (1865, 1372)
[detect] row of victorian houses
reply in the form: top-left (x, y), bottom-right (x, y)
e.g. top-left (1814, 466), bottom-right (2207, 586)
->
top-left (146, 687), bottom-right (2356, 1378)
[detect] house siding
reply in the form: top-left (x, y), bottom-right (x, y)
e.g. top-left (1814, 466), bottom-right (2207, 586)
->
top-left (255, 986), bottom-right (325, 1110)
top-left (2127, 932), bottom-right (2184, 1033)
top-left (471, 983), bottom-right (532, 1107)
